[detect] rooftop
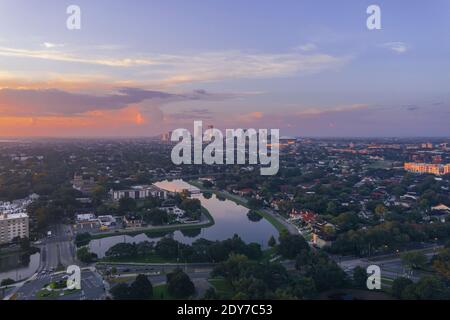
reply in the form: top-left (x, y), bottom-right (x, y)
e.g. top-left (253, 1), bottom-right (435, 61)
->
top-left (0, 212), bottom-right (28, 220)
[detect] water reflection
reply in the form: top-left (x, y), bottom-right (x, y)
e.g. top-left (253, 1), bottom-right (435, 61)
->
top-left (0, 252), bottom-right (40, 282)
top-left (89, 180), bottom-right (278, 258)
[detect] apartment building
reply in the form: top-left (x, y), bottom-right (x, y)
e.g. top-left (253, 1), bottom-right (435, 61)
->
top-left (0, 212), bottom-right (29, 245)
top-left (404, 162), bottom-right (450, 176)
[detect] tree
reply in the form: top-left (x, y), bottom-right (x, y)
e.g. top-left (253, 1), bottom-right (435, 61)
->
top-left (277, 233), bottom-right (309, 259)
top-left (401, 251), bottom-right (427, 270)
top-left (1, 278), bottom-right (15, 286)
top-left (391, 277), bottom-right (413, 299)
top-left (374, 204), bottom-right (387, 217)
top-left (412, 276), bottom-right (447, 300)
top-left (352, 266), bottom-right (367, 288)
top-left (118, 197), bottom-right (137, 213)
top-left (247, 210), bottom-right (263, 222)
top-left (75, 232), bottom-right (92, 247)
top-left (180, 198), bottom-right (201, 213)
top-left (143, 208), bottom-right (169, 226)
top-left (128, 274), bottom-right (153, 300)
top-left (304, 252), bottom-right (348, 291)
top-left (432, 248), bottom-right (450, 280)
top-left (167, 268), bottom-right (195, 298)
top-left (202, 180), bottom-right (213, 189)
top-left (18, 237), bottom-right (31, 251)
top-left (105, 243), bottom-right (137, 259)
top-left (248, 198), bottom-right (264, 210)
top-left (203, 287), bottom-right (219, 300)
top-left (111, 275), bottom-right (153, 300)
top-left (155, 237), bottom-right (182, 260)
top-left (110, 283), bottom-right (131, 300)
top-left (76, 247), bottom-right (98, 263)
top-left (268, 236), bottom-right (276, 247)
top-left (326, 202), bottom-right (337, 215)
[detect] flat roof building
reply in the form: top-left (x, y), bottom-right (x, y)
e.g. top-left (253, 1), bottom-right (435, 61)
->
top-left (0, 212), bottom-right (29, 245)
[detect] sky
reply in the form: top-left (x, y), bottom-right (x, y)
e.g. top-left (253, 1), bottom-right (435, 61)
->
top-left (0, 0), bottom-right (449, 137)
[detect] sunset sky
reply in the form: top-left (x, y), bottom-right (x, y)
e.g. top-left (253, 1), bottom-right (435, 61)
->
top-left (0, 0), bottom-right (449, 137)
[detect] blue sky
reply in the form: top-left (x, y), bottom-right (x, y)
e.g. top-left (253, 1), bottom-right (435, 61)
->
top-left (0, 0), bottom-right (449, 137)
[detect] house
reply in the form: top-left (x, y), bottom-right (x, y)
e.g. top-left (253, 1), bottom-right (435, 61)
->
top-left (271, 199), bottom-right (282, 211)
top-left (289, 209), bottom-right (318, 224)
top-left (312, 231), bottom-right (335, 248)
top-left (123, 214), bottom-right (144, 228)
top-left (161, 206), bottom-right (185, 218)
top-left (428, 204), bottom-right (450, 222)
top-left (76, 213), bottom-right (96, 222)
top-left (235, 188), bottom-right (254, 197)
top-left (98, 215), bottom-right (116, 227)
top-left (431, 204), bottom-right (450, 213)
top-left (312, 223), bottom-right (336, 248)
top-left (198, 177), bottom-right (215, 184)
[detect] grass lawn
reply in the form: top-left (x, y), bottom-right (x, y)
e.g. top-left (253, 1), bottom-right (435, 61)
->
top-left (108, 276), bottom-right (135, 285)
top-left (36, 288), bottom-right (81, 299)
top-left (36, 289), bottom-right (61, 299)
top-left (153, 284), bottom-right (174, 300)
top-left (208, 277), bottom-right (234, 299)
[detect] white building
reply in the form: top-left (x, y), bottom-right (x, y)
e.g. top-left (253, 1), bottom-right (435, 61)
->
top-left (161, 206), bottom-right (185, 218)
top-left (76, 213), bottom-right (97, 222)
top-left (0, 213), bottom-right (29, 245)
top-left (111, 185), bottom-right (169, 201)
top-left (97, 215), bottom-right (116, 226)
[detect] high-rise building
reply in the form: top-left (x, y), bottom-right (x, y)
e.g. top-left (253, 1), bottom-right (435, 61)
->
top-left (161, 131), bottom-right (173, 142)
top-left (0, 212), bottom-right (29, 244)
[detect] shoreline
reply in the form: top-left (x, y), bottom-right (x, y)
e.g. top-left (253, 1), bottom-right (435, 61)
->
top-left (89, 206), bottom-right (215, 240)
top-left (188, 180), bottom-right (288, 234)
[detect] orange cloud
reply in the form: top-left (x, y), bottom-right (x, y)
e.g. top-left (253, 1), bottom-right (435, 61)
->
top-left (0, 106), bottom-right (148, 136)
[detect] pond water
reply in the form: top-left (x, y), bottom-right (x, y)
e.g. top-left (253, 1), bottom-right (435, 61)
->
top-left (0, 252), bottom-right (40, 282)
top-left (89, 180), bottom-right (278, 258)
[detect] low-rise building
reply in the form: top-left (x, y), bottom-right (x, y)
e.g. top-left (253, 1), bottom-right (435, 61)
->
top-left (76, 213), bottom-right (96, 222)
top-left (98, 215), bottom-right (116, 227)
top-left (161, 206), bottom-right (185, 218)
top-left (111, 185), bottom-right (168, 201)
top-left (72, 174), bottom-right (96, 195)
top-left (123, 214), bottom-right (144, 228)
top-left (312, 231), bottom-right (335, 249)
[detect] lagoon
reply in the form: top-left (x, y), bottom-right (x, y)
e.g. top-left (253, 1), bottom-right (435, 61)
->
top-left (89, 180), bottom-right (278, 258)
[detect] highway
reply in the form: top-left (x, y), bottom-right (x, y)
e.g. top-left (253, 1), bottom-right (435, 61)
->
top-left (336, 246), bottom-right (442, 284)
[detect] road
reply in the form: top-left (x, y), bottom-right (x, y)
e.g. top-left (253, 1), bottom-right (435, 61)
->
top-left (2, 224), bottom-right (79, 300)
top-left (97, 262), bottom-right (216, 276)
top-left (38, 224), bottom-right (77, 272)
top-left (336, 247), bottom-right (441, 283)
top-left (13, 269), bottom-right (105, 300)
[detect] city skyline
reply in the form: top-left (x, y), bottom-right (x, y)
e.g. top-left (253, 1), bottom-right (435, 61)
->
top-left (0, 0), bottom-right (449, 137)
